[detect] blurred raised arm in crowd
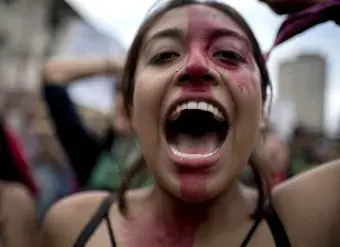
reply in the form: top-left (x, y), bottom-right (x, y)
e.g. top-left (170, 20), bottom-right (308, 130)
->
top-left (41, 56), bottom-right (131, 190)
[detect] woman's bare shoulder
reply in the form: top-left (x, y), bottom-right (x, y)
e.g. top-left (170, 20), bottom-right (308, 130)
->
top-left (110, 187), bottom-right (154, 214)
top-left (43, 191), bottom-right (111, 224)
top-left (41, 188), bottom-right (153, 247)
top-left (1, 182), bottom-right (36, 216)
top-left (48, 191), bottom-right (110, 214)
top-left (272, 158), bottom-right (340, 205)
top-left (43, 187), bottom-right (153, 226)
top-left (41, 191), bottom-right (111, 246)
top-left (0, 182), bottom-right (38, 247)
top-left (2, 181), bottom-right (34, 200)
top-left (271, 159), bottom-right (340, 245)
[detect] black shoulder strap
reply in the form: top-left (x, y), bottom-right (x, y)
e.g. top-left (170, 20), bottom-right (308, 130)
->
top-left (240, 215), bottom-right (263, 247)
top-left (265, 202), bottom-right (292, 247)
top-left (73, 194), bottom-right (116, 247)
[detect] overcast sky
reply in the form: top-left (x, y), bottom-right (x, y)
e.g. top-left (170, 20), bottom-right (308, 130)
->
top-left (65, 0), bottom-right (340, 134)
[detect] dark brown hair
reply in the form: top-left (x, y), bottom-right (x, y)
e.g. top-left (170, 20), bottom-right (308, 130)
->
top-left (117, 0), bottom-right (272, 218)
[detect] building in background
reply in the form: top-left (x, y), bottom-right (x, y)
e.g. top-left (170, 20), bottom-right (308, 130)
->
top-left (276, 54), bottom-right (326, 132)
top-left (0, 0), bottom-right (124, 162)
top-left (0, 0), bottom-right (122, 133)
top-left (0, 0), bottom-right (49, 91)
top-left (0, 0), bottom-right (78, 130)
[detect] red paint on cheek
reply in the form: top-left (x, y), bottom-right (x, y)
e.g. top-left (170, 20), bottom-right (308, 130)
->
top-left (225, 68), bottom-right (259, 96)
top-left (236, 77), bottom-right (251, 94)
top-left (184, 6), bottom-right (259, 96)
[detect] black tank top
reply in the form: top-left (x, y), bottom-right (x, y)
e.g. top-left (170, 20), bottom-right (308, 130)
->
top-left (73, 194), bottom-right (291, 247)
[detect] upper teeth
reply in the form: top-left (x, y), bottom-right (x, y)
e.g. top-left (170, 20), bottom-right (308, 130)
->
top-left (169, 101), bottom-right (225, 121)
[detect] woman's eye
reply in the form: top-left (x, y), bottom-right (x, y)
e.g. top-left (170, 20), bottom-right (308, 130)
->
top-left (213, 50), bottom-right (244, 63)
top-left (150, 51), bottom-right (180, 65)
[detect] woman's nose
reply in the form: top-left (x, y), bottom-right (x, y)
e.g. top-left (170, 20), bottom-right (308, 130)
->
top-left (185, 48), bottom-right (209, 77)
top-left (177, 48), bottom-right (215, 87)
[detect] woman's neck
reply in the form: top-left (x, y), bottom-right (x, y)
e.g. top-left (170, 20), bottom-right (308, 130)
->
top-left (122, 184), bottom-right (256, 247)
top-left (137, 183), bottom-right (255, 243)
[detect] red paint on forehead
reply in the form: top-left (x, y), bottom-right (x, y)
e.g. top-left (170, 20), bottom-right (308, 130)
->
top-left (179, 5), bottom-right (215, 94)
top-left (182, 5), bottom-right (258, 94)
top-left (177, 5), bottom-right (214, 202)
top-left (186, 5), bottom-right (232, 44)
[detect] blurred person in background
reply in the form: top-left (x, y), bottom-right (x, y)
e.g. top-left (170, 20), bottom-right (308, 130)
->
top-left (0, 93), bottom-right (39, 246)
top-left (42, 56), bottom-right (152, 194)
top-left (264, 127), bottom-right (289, 188)
top-left (0, 180), bottom-right (39, 247)
top-left (0, 94), bottom-right (38, 195)
top-left (32, 132), bottom-right (76, 221)
top-left (308, 137), bottom-right (337, 164)
top-left (288, 125), bottom-right (314, 176)
top-left (240, 125), bottom-right (289, 189)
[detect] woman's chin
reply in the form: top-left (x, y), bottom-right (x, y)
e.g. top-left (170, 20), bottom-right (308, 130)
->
top-left (153, 159), bottom-right (224, 204)
top-left (178, 191), bottom-right (216, 204)
top-left (162, 175), bottom-right (218, 204)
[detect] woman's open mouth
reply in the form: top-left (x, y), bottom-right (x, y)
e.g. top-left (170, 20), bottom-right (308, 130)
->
top-left (164, 100), bottom-right (229, 168)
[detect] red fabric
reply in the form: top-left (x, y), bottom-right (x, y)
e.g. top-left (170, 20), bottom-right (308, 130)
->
top-left (265, 0), bottom-right (340, 60)
top-left (3, 124), bottom-right (38, 195)
top-left (261, 0), bottom-right (324, 15)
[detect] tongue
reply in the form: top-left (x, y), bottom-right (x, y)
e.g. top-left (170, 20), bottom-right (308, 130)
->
top-left (175, 133), bottom-right (219, 155)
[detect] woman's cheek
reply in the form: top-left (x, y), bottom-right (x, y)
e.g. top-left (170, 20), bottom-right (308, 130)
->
top-left (231, 69), bottom-right (260, 96)
top-left (217, 66), bottom-right (262, 106)
top-left (131, 71), bottom-right (168, 133)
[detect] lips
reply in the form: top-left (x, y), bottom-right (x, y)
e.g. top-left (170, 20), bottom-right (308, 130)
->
top-left (163, 95), bottom-right (230, 169)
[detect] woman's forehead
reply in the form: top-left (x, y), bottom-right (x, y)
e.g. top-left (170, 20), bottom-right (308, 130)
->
top-left (145, 5), bottom-right (248, 42)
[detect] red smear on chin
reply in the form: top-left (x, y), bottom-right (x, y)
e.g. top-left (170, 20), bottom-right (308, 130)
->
top-left (179, 173), bottom-right (209, 203)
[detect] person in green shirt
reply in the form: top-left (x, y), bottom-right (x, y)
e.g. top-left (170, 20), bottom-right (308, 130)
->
top-left (42, 56), bottom-right (153, 193)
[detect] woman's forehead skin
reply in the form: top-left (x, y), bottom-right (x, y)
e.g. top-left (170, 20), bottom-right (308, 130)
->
top-left (144, 5), bottom-right (250, 49)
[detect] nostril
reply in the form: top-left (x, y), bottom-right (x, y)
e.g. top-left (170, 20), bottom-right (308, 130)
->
top-left (202, 74), bottom-right (214, 81)
top-left (178, 74), bottom-right (190, 83)
top-left (178, 74), bottom-right (214, 83)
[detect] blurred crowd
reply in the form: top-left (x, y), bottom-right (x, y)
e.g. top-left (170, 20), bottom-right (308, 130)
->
top-left (241, 123), bottom-right (340, 189)
top-left (2, 65), bottom-right (340, 221)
